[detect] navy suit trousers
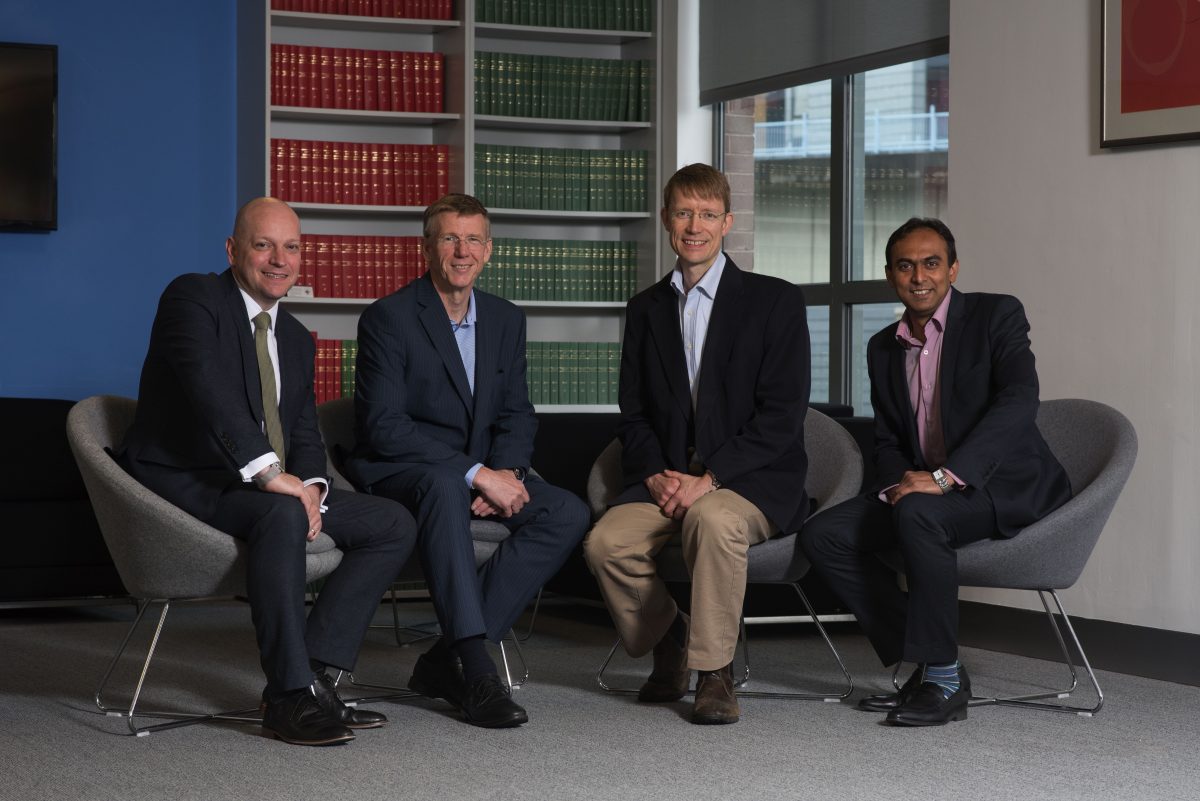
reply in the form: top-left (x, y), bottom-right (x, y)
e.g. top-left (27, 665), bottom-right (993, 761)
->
top-left (371, 467), bottom-right (589, 643)
top-left (208, 486), bottom-right (415, 694)
top-left (800, 489), bottom-right (996, 666)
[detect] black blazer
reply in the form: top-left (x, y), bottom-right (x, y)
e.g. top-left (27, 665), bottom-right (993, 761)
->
top-left (614, 257), bottom-right (811, 533)
top-left (867, 288), bottom-right (1071, 536)
top-left (347, 273), bottom-right (537, 489)
top-left (117, 269), bottom-right (327, 521)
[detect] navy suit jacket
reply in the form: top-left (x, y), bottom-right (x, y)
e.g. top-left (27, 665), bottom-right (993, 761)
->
top-left (867, 288), bottom-right (1071, 537)
top-left (614, 257), bottom-right (811, 534)
top-left (347, 273), bottom-right (537, 489)
top-left (117, 269), bottom-right (327, 522)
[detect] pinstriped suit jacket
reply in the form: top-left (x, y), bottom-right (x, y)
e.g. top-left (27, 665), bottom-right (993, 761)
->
top-left (347, 273), bottom-right (537, 489)
top-left (117, 269), bottom-right (327, 521)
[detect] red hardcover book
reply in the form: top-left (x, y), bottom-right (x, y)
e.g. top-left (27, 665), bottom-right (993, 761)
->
top-left (418, 52), bottom-right (432, 113)
top-left (350, 48), bottom-right (365, 110)
top-left (358, 237), bottom-right (372, 298)
top-left (378, 141), bottom-right (395, 205)
top-left (343, 142), bottom-right (359, 205)
top-left (330, 236), bottom-right (345, 297)
top-left (386, 50), bottom-right (401, 111)
top-left (435, 144), bottom-right (449, 197)
top-left (363, 49), bottom-right (378, 111)
top-left (297, 140), bottom-right (314, 203)
top-left (401, 52), bottom-right (416, 113)
top-left (374, 50), bottom-right (391, 112)
top-left (271, 44), bottom-right (283, 106)
top-left (430, 52), bottom-right (444, 113)
top-left (302, 46), bottom-right (320, 108)
top-left (318, 47), bottom-right (334, 108)
top-left (329, 341), bottom-right (342, 401)
top-left (332, 48), bottom-right (348, 109)
top-left (320, 140), bottom-right (335, 204)
top-left (367, 143), bottom-right (383, 205)
top-left (312, 236), bottom-right (327, 297)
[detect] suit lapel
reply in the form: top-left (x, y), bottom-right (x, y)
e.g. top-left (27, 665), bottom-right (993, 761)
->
top-left (886, 324), bottom-right (920, 461)
top-left (646, 276), bottom-right (693, 420)
top-left (471, 294), bottom-right (497, 422)
top-left (938, 288), bottom-right (965, 434)
top-left (693, 261), bottom-right (743, 421)
top-left (416, 277), bottom-right (473, 415)
top-left (221, 270), bottom-right (266, 427)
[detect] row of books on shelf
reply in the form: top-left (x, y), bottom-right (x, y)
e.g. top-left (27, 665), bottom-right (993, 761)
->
top-left (313, 337), bottom-right (359, 405)
top-left (271, 139), bottom-right (450, 206)
top-left (295, 234), bottom-right (423, 298)
top-left (475, 144), bottom-right (648, 212)
top-left (526, 341), bottom-right (621, 405)
top-left (480, 238), bottom-right (637, 302)
top-left (311, 337), bottom-right (621, 407)
top-left (270, 0), bottom-right (452, 19)
top-left (272, 45), bottom-right (444, 113)
top-left (476, 0), bottom-right (652, 31)
top-left (474, 52), bottom-right (650, 122)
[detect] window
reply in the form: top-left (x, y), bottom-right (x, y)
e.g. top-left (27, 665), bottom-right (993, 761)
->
top-left (728, 54), bottom-right (948, 415)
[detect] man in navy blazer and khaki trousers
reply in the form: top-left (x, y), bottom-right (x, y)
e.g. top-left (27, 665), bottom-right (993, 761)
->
top-left (348, 193), bottom-right (589, 729)
top-left (801, 218), bottom-right (1071, 727)
top-left (119, 198), bottom-right (416, 746)
top-left (585, 164), bottom-right (811, 725)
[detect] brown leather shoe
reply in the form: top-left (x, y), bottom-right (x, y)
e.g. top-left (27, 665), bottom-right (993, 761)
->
top-left (637, 614), bottom-right (691, 702)
top-left (692, 664), bottom-right (739, 725)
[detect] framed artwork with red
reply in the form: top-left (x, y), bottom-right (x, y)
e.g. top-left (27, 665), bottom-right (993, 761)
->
top-left (1102, 0), bottom-right (1200, 146)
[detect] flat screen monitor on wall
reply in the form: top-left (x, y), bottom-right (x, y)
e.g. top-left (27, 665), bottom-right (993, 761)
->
top-left (0, 42), bottom-right (57, 232)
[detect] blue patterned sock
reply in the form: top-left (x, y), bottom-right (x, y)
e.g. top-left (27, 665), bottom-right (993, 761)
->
top-left (925, 661), bottom-right (961, 699)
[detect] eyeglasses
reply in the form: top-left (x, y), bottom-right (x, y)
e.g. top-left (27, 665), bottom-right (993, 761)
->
top-left (433, 234), bottom-right (490, 249)
top-left (669, 210), bottom-right (727, 224)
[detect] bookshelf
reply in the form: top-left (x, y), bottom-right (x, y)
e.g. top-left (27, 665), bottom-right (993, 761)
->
top-left (237, 0), bottom-right (663, 413)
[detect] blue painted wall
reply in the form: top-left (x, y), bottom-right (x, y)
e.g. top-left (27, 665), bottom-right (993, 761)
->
top-left (0, 0), bottom-right (237, 398)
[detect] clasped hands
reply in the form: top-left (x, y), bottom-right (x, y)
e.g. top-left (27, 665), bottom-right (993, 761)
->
top-left (645, 469), bottom-right (716, 520)
top-left (470, 466), bottom-right (530, 519)
top-left (257, 468), bottom-right (325, 542)
top-left (884, 470), bottom-right (945, 505)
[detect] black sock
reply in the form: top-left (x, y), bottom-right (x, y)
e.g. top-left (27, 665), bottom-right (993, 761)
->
top-left (453, 635), bottom-right (497, 684)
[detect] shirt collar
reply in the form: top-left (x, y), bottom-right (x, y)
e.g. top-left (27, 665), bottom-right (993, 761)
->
top-left (896, 288), bottom-right (952, 346)
top-left (670, 252), bottom-right (727, 300)
top-left (450, 290), bottom-right (476, 328)
top-left (238, 287), bottom-right (279, 330)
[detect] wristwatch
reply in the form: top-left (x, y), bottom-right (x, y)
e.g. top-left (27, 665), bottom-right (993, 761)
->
top-left (510, 467), bottom-right (528, 482)
top-left (706, 470), bottom-right (722, 490)
top-left (253, 462), bottom-right (283, 489)
top-left (931, 468), bottom-right (952, 494)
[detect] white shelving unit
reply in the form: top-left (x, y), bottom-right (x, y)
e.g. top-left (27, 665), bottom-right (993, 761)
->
top-left (237, 0), bottom-right (665, 411)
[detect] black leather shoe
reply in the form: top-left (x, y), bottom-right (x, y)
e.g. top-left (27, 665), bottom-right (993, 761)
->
top-left (261, 687), bottom-right (355, 746)
top-left (313, 672), bottom-right (387, 729)
top-left (460, 674), bottom-right (528, 728)
top-left (886, 666), bottom-right (971, 727)
top-left (856, 666), bottom-right (923, 712)
top-left (407, 650), bottom-right (467, 708)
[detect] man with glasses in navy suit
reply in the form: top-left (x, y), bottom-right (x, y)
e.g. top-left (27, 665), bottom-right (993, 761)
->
top-left (348, 193), bottom-right (589, 729)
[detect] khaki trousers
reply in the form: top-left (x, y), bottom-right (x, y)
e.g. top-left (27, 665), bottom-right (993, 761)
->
top-left (583, 490), bottom-right (774, 671)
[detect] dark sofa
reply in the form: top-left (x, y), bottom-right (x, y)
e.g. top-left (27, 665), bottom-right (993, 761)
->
top-left (0, 398), bottom-right (126, 603)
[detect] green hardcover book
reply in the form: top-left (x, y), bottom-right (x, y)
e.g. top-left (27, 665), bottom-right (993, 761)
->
top-left (526, 341), bottom-right (539, 406)
top-left (639, 60), bottom-right (651, 121)
top-left (518, 53), bottom-right (533, 117)
top-left (607, 342), bottom-right (621, 404)
top-left (544, 341), bottom-right (557, 405)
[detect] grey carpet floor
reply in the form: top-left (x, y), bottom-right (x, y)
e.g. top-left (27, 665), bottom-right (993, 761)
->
top-left (4, 599), bottom-right (1198, 801)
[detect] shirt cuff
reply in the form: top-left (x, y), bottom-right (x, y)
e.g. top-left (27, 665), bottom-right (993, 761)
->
top-left (302, 477), bottom-right (330, 513)
top-left (942, 468), bottom-right (966, 489)
top-left (240, 452), bottom-right (280, 482)
top-left (465, 463), bottom-right (484, 488)
top-left (877, 483), bottom-right (898, 503)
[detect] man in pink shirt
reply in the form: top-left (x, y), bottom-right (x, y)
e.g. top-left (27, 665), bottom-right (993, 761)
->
top-left (801, 218), bottom-right (1070, 726)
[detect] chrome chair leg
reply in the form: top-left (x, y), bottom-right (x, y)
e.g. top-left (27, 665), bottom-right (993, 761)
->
top-left (514, 589), bottom-right (543, 643)
top-left (970, 590), bottom-right (1103, 716)
top-left (889, 590), bottom-right (1102, 716)
top-left (344, 628), bottom-right (525, 702)
top-left (95, 599), bottom-right (259, 736)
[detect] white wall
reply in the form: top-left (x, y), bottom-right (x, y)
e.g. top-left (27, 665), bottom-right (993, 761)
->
top-left (950, 0), bottom-right (1200, 633)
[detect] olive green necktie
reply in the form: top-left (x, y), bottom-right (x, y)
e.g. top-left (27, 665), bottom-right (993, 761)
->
top-left (253, 311), bottom-right (286, 469)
